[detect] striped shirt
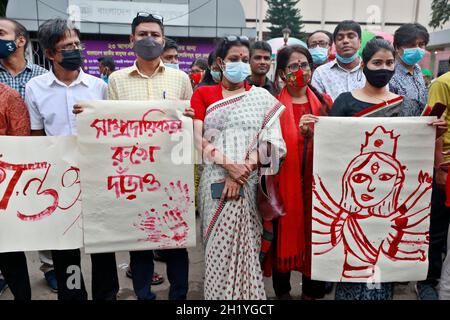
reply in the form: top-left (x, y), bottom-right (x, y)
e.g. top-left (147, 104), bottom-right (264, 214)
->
top-left (311, 59), bottom-right (366, 101)
top-left (0, 61), bottom-right (48, 99)
top-left (108, 60), bottom-right (193, 101)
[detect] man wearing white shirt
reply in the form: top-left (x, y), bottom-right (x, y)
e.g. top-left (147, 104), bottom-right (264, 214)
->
top-left (25, 18), bottom-right (119, 300)
top-left (312, 20), bottom-right (366, 101)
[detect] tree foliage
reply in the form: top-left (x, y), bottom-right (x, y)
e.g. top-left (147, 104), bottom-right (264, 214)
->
top-left (265, 0), bottom-right (305, 40)
top-left (430, 0), bottom-right (450, 29)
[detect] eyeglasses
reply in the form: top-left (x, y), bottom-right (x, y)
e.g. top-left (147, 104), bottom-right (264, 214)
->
top-left (287, 62), bottom-right (311, 72)
top-left (136, 12), bottom-right (164, 23)
top-left (224, 35), bottom-right (250, 43)
top-left (56, 42), bottom-right (85, 52)
top-left (309, 41), bottom-right (330, 49)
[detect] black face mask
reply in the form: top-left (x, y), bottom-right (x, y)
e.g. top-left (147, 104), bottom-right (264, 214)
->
top-left (133, 37), bottom-right (163, 61)
top-left (0, 39), bottom-right (17, 59)
top-left (59, 50), bottom-right (84, 71)
top-left (363, 66), bottom-right (395, 88)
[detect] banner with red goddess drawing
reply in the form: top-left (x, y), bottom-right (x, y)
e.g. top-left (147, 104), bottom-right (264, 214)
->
top-left (0, 136), bottom-right (83, 253)
top-left (311, 117), bottom-right (435, 283)
top-left (76, 100), bottom-right (195, 254)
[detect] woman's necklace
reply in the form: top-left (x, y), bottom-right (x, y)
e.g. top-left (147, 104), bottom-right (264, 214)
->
top-left (362, 89), bottom-right (390, 105)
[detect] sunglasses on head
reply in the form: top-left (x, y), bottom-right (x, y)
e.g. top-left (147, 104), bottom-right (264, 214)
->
top-left (136, 12), bottom-right (164, 23)
top-left (224, 35), bottom-right (250, 43)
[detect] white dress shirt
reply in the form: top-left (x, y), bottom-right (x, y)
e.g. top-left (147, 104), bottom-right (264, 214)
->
top-left (311, 59), bottom-right (366, 102)
top-left (25, 69), bottom-right (107, 136)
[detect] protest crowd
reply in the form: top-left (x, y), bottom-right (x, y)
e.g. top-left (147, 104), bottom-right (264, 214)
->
top-left (1, 10), bottom-right (450, 302)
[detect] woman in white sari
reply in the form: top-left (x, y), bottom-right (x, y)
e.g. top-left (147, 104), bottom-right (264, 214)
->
top-left (191, 36), bottom-right (286, 299)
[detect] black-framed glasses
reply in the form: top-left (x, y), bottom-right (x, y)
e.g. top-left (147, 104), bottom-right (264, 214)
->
top-left (224, 35), bottom-right (250, 43)
top-left (287, 62), bottom-right (312, 72)
top-left (56, 42), bottom-right (86, 52)
top-left (136, 11), bottom-right (164, 23)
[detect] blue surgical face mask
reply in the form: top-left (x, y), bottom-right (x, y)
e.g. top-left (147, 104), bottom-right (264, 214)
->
top-left (165, 63), bottom-right (179, 70)
top-left (336, 52), bottom-right (359, 65)
top-left (401, 47), bottom-right (425, 66)
top-left (309, 47), bottom-right (329, 65)
top-left (101, 74), bottom-right (109, 84)
top-left (210, 70), bottom-right (221, 82)
top-left (222, 61), bottom-right (251, 84)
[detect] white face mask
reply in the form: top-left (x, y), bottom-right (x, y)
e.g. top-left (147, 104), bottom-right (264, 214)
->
top-left (165, 63), bottom-right (180, 70)
top-left (221, 61), bottom-right (251, 83)
top-left (210, 70), bottom-right (222, 82)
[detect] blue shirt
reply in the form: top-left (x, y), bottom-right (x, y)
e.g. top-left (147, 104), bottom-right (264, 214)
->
top-left (0, 61), bottom-right (48, 99)
top-left (389, 62), bottom-right (427, 116)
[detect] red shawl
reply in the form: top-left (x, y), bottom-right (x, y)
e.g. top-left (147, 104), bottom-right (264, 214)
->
top-left (263, 86), bottom-right (331, 276)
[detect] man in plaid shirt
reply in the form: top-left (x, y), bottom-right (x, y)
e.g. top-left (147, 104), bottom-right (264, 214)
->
top-left (0, 18), bottom-right (57, 295)
top-left (0, 18), bottom-right (47, 99)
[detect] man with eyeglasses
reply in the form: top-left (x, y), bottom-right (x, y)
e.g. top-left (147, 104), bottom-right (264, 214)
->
top-left (0, 17), bottom-right (59, 297)
top-left (106, 12), bottom-right (192, 301)
top-left (307, 30), bottom-right (333, 68)
top-left (25, 18), bottom-right (119, 300)
top-left (311, 21), bottom-right (366, 101)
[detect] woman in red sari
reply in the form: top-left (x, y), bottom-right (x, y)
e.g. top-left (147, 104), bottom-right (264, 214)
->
top-left (262, 45), bottom-right (332, 299)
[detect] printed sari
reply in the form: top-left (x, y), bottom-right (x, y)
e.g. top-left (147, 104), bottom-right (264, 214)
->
top-left (198, 86), bottom-right (286, 300)
top-left (353, 96), bottom-right (404, 117)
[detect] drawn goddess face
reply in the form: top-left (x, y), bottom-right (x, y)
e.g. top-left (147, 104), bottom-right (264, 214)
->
top-left (349, 154), bottom-right (399, 208)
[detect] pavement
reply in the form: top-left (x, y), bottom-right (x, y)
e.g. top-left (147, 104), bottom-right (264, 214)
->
top-left (0, 220), bottom-right (418, 300)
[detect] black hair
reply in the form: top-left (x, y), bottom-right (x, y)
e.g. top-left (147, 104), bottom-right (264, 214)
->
top-left (333, 20), bottom-right (362, 42)
top-left (0, 17), bottom-right (30, 50)
top-left (275, 45), bottom-right (331, 114)
top-left (393, 23), bottom-right (429, 49)
top-left (97, 56), bottom-right (116, 72)
top-left (131, 15), bottom-right (164, 35)
top-left (164, 37), bottom-right (178, 52)
top-left (250, 41), bottom-right (272, 57)
top-left (207, 51), bottom-right (215, 67)
top-left (38, 18), bottom-right (81, 53)
top-left (190, 58), bottom-right (208, 71)
top-left (214, 36), bottom-right (250, 60)
top-left (199, 51), bottom-right (219, 87)
top-left (361, 38), bottom-right (395, 65)
top-left (307, 30), bottom-right (333, 47)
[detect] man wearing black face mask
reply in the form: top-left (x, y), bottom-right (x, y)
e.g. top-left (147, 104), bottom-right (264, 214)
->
top-left (25, 18), bottom-right (119, 301)
top-left (0, 18), bottom-right (47, 99)
top-left (103, 12), bottom-right (193, 301)
top-left (0, 17), bottom-right (60, 297)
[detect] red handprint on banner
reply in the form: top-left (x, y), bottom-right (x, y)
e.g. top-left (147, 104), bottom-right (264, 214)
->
top-left (134, 180), bottom-right (193, 247)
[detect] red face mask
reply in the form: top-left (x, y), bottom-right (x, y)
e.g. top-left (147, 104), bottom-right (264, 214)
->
top-left (190, 72), bottom-right (202, 85)
top-left (286, 69), bottom-right (309, 88)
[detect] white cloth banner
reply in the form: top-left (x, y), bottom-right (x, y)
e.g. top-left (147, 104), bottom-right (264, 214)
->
top-left (311, 117), bottom-right (435, 283)
top-left (0, 136), bottom-right (83, 253)
top-left (77, 100), bottom-right (195, 254)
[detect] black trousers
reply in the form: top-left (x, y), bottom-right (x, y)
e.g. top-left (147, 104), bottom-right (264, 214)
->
top-left (51, 249), bottom-right (119, 300)
top-left (271, 219), bottom-right (326, 299)
top-left (0, 251), bottom-right (31, 300)
top-left (421, 180), bottom-right (450, 285)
